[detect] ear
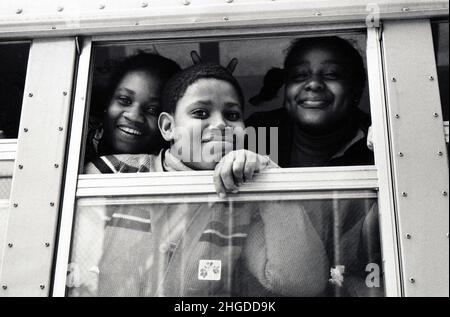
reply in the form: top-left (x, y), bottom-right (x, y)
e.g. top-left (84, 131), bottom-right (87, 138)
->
top-left (158, 112), bottom-right (176, 142)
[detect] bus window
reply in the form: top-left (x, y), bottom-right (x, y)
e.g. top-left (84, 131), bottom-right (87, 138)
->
top-left (81, 34), bottom-right (372, 169)
top-left (431, 21), bottom-right (449, 144)
top-left (67, 177), bottom-right (383, 297)
top-left (62, 33), bottom-right (383, 297)
top-left (0, 42), bottom-right (29, 200)
top-left (0, 42), bottom-right (29, 139)
top-left (432, 21), bottom-right (449, 121)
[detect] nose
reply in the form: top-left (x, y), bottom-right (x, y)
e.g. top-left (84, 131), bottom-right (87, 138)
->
top-left (304, 75), bottom-right (325, 91)
top-left (209, 112), bottom-right (227, 130)
top-left (123, 103), bottom-right (145, 124)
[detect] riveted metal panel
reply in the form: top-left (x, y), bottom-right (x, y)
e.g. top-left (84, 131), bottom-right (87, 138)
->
top-left (0, 0), bottom-right (448, 38)
top-left (382, 20), bottom-right (449, 297)
top-left (0, 38), bottom-right (76, 297)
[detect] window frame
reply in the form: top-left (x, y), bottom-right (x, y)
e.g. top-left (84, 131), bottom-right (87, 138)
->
top-left (53, 24), bottom-right (403, 297)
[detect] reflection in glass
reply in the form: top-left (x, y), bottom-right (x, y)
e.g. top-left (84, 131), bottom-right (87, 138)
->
top-left (0, 43), bottom-right (29, 139)
top-left (67, 195), bottom-right (384, 297)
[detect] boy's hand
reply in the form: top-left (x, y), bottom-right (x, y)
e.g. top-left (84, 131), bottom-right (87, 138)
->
top-left (213, 150), bottom-right (275, 198)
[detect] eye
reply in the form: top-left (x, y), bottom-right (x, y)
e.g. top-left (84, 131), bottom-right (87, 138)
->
top-left (291, 71), bottom-right (309, 82)
top-left (144, 105), bottom-right (160, 116)
top-left (322, 71), bottom-right (342, 80)
top-left (191, 109), bottom-right (209, 119)
top-left (225, 111), bottom-right (242, 122)
top-left (116, 95), bottom-right (132, 106)
top-left (322, 67), bottom-right (345, 80)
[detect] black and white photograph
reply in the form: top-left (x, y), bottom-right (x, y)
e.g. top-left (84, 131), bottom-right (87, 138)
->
top-left (0, 0), bottom-right (448, 301)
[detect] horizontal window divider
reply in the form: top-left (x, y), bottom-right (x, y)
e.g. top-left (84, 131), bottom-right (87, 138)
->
top-left (77, 165), bottom-right (378, 197)
top-left (77, 190), bottom-right (378, 206)
top-left (0, 140), bottom-right (17, 160)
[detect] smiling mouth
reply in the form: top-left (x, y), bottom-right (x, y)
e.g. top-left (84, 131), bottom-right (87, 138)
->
top-left (117, 126), bottom-right (143, 136)
top-left (299, 100), bottom-right (330, 109)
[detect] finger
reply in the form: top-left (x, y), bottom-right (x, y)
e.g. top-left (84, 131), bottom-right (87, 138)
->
top-left (220, 153), bottom-right (239, 193)
top-left (190, 50), bottom-right (202, 65)
top-left (213, 159), bottom-right (227, 198)
top-left (243, 151), bottom-right (257, 182)
top-left (232, 150), bottom-right (246, 186)
top-left (255, 154), bottom-right (271, 172)
top-left (226, 58), bottom-right (238, 73)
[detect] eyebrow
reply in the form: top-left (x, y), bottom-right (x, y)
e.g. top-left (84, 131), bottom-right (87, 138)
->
top-left (294, 60), bottom-right (346, 66)
top-left (116, 87), bottom-right (135, 95)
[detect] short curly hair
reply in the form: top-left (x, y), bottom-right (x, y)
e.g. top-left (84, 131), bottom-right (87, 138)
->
top-left (161, 62), bottom-right (244, 114)
top-left (284, 36), bottom-right (366, 102)
top-left (107, 52), bottom-right (181, 104)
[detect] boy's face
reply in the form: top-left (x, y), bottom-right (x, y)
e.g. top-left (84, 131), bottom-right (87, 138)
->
top-left (284, 45), bottom-right (355, 134)
top-left (169, 78), bottom-right (244, 170)
top-left (103, 70), bottom-right (162, 154)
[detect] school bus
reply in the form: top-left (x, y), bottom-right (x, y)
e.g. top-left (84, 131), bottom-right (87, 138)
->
top-left (0, 0), bottom-right (448, 297)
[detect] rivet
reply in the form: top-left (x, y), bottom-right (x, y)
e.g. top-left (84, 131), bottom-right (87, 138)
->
top-left (135, 22), bottom-right (140, 26)
top-left (395, 114), bottom-right (400, 119)
top-left (40, 284), bottom-right (45, 290)
top-left (182, 0), bottom-right (190, 5)
top-left (315, 12), bottom-right (322, 16)
top-left (446, 233), bottom-right (449, 238)
top-left (405, 233), bottom-right (412, 239)
top-left (226, 0), bottom-right (234, 3)
top-left (8, 243), bottom-right (13, 248)
top-left (54, 164), bottom-right (59, 168)
top-left (28, 93), bottom-right (33, 97)
top-left (58, 127), bottom-right (63, 131)
top-left (24, 128), bottom-right (28, 132)
top-left (398, 152), bottom-right (404, 157)
top-left (409, 277), bottom-right (415, 284)
top-left (13, 203), bottom-right (18, 208)
top-left (391, 77), bottom-right (396, 82)
top-left (442, 191), bottom-right (448, 197)
top-left (438, 151), bottom-right (443, 156)
top-left (433, 112), bottom-right (439, 118)
top-left (402, 7), bottom-right (410, 12)
top-left (141, 2), bottom-right (148, 8)
top-left (50, 202), bottom-right (55, 207)
top-left (63, 91), bottom-right (67, 96)
top-left (2, 285), bottom-right (7, 290)
top-left (99, 4), bottom-right (105, 10)
top-left (223, 16), bottom-right (229, 21)
top-left (429, 76), bottom-right (434, 81)
top-left (16, 8), bottom-right (23, 14)
top-left (18, 164), bottom-right (23, 169)
top-left (57, 6), bottom-right (64, 12)
top-left (45, 242), bottom-right (50, 247)
top-left (51, 26), bottom-right (56, 30)
top-left (402, 192), bottom-right (408, 197)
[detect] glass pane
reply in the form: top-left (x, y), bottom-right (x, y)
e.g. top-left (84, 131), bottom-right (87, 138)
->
top-left (432, 21), bottom-right (449, 121)
top-left (67, 193), bottom-right (384, 297)
top-left (82, 33), bottom-right (373, 170)
top-left (0, 201), bottom-right (9, 259)
top-left (0, 160), bottom-right (14, 200)
top-left (0, 42), bottom-right (29, 139)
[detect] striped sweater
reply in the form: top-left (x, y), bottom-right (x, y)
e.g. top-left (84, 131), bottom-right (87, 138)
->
top-left (74, 149), bottom-right (328, 297)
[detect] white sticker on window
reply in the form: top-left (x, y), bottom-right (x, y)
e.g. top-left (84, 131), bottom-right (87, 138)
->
top-left (198, 260), bottom-right (221, 281)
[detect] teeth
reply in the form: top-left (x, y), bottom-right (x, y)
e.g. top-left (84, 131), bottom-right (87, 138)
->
top-left (119, 126), bottom-right (142, 136)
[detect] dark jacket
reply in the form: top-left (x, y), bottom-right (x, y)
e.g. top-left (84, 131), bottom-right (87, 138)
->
top-left (245, 108), bottom-right (374, 167)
